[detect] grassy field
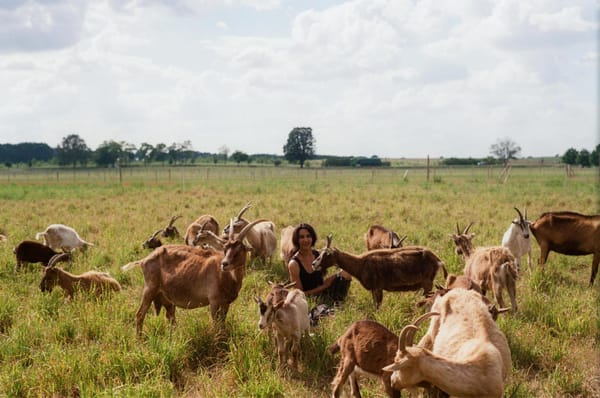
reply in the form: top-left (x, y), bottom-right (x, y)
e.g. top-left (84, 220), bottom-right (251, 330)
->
top-left (0, 165), bottom-right (598, 397)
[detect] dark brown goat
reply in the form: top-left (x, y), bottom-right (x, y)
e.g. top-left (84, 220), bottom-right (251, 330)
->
top-left (13, 240), bottom-right (59, 271)
top-left (161, 215), bottom-right (181, 239)
top-left (313, 236), bottom-right (447, 308)
top-left (530, 211), bottom-right (600, 286)
top-left (142, 229), bottom-right (163, 249)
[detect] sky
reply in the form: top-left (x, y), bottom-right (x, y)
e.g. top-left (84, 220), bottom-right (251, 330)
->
top-left (0, 0), bottom-right (597, 158)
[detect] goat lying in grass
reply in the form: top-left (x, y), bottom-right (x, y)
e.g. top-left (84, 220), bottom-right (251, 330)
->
top-left (384, 289), bottom-right (511, 398)
top-left (40, 253), bottom-right (121, 298)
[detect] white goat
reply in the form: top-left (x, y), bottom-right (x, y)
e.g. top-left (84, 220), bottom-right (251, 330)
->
top-left (502, 207), bottom-right (532, 271)
top-left (255, 287), bottom-right (309, 369)
top-left (383, 289), bottom-right (512, 398)
top-left (451, 223), bottom-right (519, 312)
top-left (36, 224), bottom-right (94, 252)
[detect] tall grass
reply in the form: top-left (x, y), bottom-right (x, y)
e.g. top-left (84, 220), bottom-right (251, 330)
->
top-left (0, 166), bottom-right (598, 397)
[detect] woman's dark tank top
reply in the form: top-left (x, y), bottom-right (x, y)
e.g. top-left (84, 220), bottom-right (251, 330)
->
top-left (292, 250), bottom-right (324, 291)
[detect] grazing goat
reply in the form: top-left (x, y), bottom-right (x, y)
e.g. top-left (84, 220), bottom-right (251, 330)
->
top-left (313, 236), bottom-right (447, 308)
top-left (365, 224), bottom-right (406, 251)
top-left (161, 215), bottom-right (181, 239)
top-left (279, 225), bottom-right (295, 266)
top-left (13, 240), bottom-right (59, 271)
top-left (224, 203), bottom-right (277, 266)
top-left (40, 253), bottom-right (120, 298)
top-left (418, 274), bottom-right (510, 321)
top-left (451, 223), bottom-right (518, 312)
top-left (383, 289), bottom-right (512, 398)
top-left (256, 285), bottom-right (309, 369)
top-left (36, 224), bottom-right (94, 252)
top-left (142, 229), bottom-right (164, 249)
top-left (122, 219), bottom-right (264, 335)
top-left (328, 318), bottom-right (424, 398)
top-left (530, 211), bottom-right (600, 286)
top-left (502, 207), bottom-right (532, 271)
top-left (184, 215), bottom-right (219, 246)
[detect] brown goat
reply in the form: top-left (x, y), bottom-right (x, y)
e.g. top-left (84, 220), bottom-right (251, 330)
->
top-left (530, 211), bottom-right (600, 286)
top-left (142, 229), bottom-right (164, 249)
top-left (122, 219), bottom-right (264, 335)
top-left (450, 223), bottom-right (518, 312)
top-left (40, 253), bottom-right (120, 298)
top-left (184, 215), bottom-right (219, 246)
top-left (365, 224), bottom-right (406, 251)
top-left (313, 236), bottom-right (447, 308)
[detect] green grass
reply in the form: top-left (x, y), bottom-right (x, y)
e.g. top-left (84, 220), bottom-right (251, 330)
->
top-left (0, 166), bottom-right (598, 397)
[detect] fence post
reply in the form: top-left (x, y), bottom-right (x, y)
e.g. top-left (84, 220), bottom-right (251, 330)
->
top-left (426, 155), bottom-right (430, 182)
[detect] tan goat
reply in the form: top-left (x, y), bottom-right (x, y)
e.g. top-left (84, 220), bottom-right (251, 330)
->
top-left (184, 215), bottom-right (219, 246)
top-left (365, 224), bottom-right (406, 251)
top-left (383, 289), bottom-right (512, 398)
top-left (450, 222), bottom-right (518, 312)
top-left (123, 219), bottom-right (263, 335)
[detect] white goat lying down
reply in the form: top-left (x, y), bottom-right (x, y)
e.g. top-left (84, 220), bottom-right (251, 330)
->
top-left (255, 285), bottom-right (310, 369)
top-left (383, 288), bottom-right (512, 398)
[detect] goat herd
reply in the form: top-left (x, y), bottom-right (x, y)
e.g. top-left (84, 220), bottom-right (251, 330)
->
top-left (5, 203), bottom-right (600, 397)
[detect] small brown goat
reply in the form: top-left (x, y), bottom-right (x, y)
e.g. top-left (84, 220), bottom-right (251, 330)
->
top-left (450, 222), bottom-right (518, 312)
top-left (40, 253), bottom-right (121, 298)
top-left (329, 313), bottom-right (436, 398)
top-left (313, 236), bottom-right (447, 308)
top-left (123, 219), bottom-right (264, 335)
top-left (13, 240), bottom-right (60, 271)
top-left (530, 211), bottom-right (600, 286)
top-left (365, 224), bottom-right (406, 251)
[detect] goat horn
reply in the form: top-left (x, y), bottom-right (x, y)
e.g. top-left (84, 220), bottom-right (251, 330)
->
top-left (398, 235), bottom-right (407, 245)
top-left (456, 223), bottom-right (461, 235)
top-left (283, 281), bottom-right (297, 289)
top-left (524, 207), bottom-right (527, 219)
top-left (206, 230), bottom-right (226, 244)
top-left (398, 325), bottom-right (418, 353)
top-left (168, 215), bottom-right (181, 227)
top-left (150, 229), bottom-right (162, 240)
top-left (236, 202), bottom-right (252, 220)
top-left (48, 252), bottom-right (70, 268)
top-left (412, 311), bottom-right (440, 327)
top-left (326, 234), bottom-right (333, 248)
top-left (228, 218), bottom-right (235, 241)
top-left (236, 218), bottom-right (267, 242)
top-left (514, 207), bottom-right (524, 221)
top-left (463, 222), bottom-right (474, 235)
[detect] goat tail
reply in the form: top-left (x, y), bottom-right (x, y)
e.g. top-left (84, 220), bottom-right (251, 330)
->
top-left (121, 260), bottom-right (142, 272)
top-left (327, 341), bottom-right (340, 355)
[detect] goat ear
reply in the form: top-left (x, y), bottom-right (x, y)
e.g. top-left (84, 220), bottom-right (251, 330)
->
top-left (382, 361), bottom-right (404, 372)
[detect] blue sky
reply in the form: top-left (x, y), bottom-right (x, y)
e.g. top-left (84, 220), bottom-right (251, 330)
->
top-left (0, 0), bottom-right (596, 158)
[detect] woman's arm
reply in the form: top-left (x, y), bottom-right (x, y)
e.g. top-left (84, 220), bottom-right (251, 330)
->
top-left (288, 260), bottom-right (333, 296)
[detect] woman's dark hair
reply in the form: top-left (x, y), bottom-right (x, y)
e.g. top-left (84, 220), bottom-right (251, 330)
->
top-left (292, 223), bottom-right (317, 250)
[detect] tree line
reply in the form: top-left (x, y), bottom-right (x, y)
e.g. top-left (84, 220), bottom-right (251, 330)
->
top-left (0, 130), bottom-right (597, 169)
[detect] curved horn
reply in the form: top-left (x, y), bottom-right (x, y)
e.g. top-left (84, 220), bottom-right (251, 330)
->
top-left (150, 229), bottom-right (162, 240)
top-left (284, 281), bottom-right (297, 289)
top-left (463, 222), bottom-right (474, 235)
top-left (48, 252), bottom-right (70, 268)
top-left (168, 215), bottom-right (181, 227)
top-left (236, 202), bottom-right (252, 220)
top-left (236, 218), bottom-right (267, 242)
top-left (412, 311), bottom-right (439, 327)
top-left (398, 325), bottom-right (418, 353)
top-left (513, 207), bottom-right (524, 221)
top-left (326, 234), bottom-right (333, 248)
top-left (206, 231), bottom-right (226, 244)
top-left (524, 207), bottom-right (527, 220)
top-left (228, 218), bottom-right (235, 241)
top-left (456, 223), bottom-right (461, 235)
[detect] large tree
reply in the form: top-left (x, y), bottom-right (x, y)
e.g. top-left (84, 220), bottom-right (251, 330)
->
top-left (94, 140), bottom-right (123, 167)
top-left (56, 134), bottom-right (91, 167)
top-left (562, 148), bottom-right (578, 165)
top-left (489, 137), bottom-right (521, 166)
top-left (591, 144), bottom-right (599, 166)
top-left (283, 127), bottom-right (315, 168)
top-left (577, 149), bottom-right (591, 167)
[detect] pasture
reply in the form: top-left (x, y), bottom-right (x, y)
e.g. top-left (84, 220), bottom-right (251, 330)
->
top-left (0, 165), bottom-right (598, 397)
